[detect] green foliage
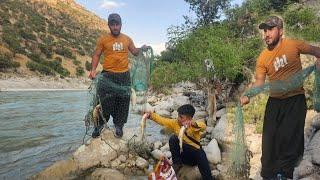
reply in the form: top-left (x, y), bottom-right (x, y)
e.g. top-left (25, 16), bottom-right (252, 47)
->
top-left (284, 6), bottom-right (320, 42)
top-left (55, 46), bottom-right (75, 59)
top-left (2, 26), bottom-right (24, 54)
top-left (85, 61), bottom-right (92, 71)
top-left (38, 43), bottom-right (53, 59)
top-left (174, 25), bottom-right (252, 80)
top-left (185, 0), bottom-right (230, 25)
top-left (0, 52), bottom-right (20, 70)
top-left (76, 66), bottom-right (84, 76)
top-left (151, 61), bottom-right (201, 90)
top-left (27, 53), bottom-right (69, 76)
top-left (26, 61), bottom-right (55, 75)
top-left (73, 60), bottom-right (81, 66)
top-left (20, 29), bottom-right (37, 41)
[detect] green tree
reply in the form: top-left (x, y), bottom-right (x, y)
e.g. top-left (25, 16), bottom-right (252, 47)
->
top-left (185, 0), bottom-right (230, 25)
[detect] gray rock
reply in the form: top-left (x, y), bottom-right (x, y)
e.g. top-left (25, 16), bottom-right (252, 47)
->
top-left (312, 114), bottom-right (320, 130)
top-left (171, 110), bottom-right (178, 119)
top-left (110, 158), bottom-right (121, 168)
top-left (194, 111), bottom-right (207, 119)
top-left (153, 141), bottom-right (162, 150)
top-left (135, 157), bottom-right (149, 169)
top-left (203, 139), bottom-right (221, 164)
top-left (309, 130), bottom-right (320, 165)
top-left (118, 155), bottom-right (126, 163)
top-left (216, 108), bottom-right (226, 118)
top-left (151, 149), bottom-right (164, 160)
top-left (211, 170), bottom-right (220, 177)
top-left (172, 95), bottom-right (190, 109)
top-left (293, 159), bottom-right (316, 179)
top-left (164, 151), bottom-right (172, 159)
top-left (160, 143), bottom-right (169, 152)
top-left (211, 114), bottom-right (228, 144)
top-left (155, 109), bottom-right (171, 118)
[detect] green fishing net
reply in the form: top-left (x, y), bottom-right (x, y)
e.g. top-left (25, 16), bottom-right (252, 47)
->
top-left (130, 47), bottom-right (154, 92)
top-left (130, 47), bottom-right (154, 112)
top-left (229, 64), bottom-right (320, 178)
top-left (82, 47), bottom-right (154, 142)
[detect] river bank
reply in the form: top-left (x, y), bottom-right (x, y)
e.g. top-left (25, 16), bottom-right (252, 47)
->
top-left (0, 75), bottom-right (90, 91)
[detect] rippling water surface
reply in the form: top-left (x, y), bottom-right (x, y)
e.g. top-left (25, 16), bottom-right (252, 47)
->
top-left (0, 91), bottom-right (163, 179)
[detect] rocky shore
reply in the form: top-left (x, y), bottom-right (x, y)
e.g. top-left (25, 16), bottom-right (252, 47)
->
top-left (28, 81), bottom-right (320, 180)
top-left (0, 75), bottom-right (90, 91)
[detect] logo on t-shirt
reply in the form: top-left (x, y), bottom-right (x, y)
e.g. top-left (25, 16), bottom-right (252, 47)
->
top-left (273, 55), bottom-right (288, 72)
top-left (113, 42), bottom-right (123, 51)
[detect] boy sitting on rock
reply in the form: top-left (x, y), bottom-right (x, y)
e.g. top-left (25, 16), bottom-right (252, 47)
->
top-left (144, 104), bottom-right (213, 180)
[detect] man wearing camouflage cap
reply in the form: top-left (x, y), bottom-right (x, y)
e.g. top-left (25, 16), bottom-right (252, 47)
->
top-left (240, 15), bottom-right (320, 179)
top-left (89, 13), bottom-right (147, 138)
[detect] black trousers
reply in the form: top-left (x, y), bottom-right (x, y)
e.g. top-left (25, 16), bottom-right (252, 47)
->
top-left (261, 94), bottom-right (306, 179)
top-left (97, 71), bottom-right (131, 128)
top-left (169, 135), bottom-right (213, 180)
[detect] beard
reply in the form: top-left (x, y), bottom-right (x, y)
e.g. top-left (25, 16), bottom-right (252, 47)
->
top-left (266, 34), bottom-right (281, 49)
top-left (111, 30), bottom-right (120, 36)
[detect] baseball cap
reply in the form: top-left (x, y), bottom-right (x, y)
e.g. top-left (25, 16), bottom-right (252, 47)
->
top-left (108, 13), bottom-right (121, 25)
top-left (259, 16), bottom-right (283, 29)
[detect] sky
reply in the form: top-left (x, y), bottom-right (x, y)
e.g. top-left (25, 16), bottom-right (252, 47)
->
top-left (75, 0), bottom-right (244, 54)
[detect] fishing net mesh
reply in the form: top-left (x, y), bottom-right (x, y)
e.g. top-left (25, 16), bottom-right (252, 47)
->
top-left (229, 65), bottom-right (320, 178)
top-left (82, 47), bottom-right (154, 142)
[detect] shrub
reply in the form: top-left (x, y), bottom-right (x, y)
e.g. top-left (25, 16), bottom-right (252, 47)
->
top-left (26, 61), bottom-right (55, 75)
top-left (0, 52), bottom-right (20, 70)
top-left (85, 61), bottom-right (91, 71)
top-left (76, 66), bottom-right (84, 76)
top-left (55, 46), bottom-right (74, 59)
top-left (38, 44), bottom-right (53, 59)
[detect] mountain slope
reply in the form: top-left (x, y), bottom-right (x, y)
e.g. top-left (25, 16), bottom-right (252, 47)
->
top-left (0, 0), bottom-right (109, 77)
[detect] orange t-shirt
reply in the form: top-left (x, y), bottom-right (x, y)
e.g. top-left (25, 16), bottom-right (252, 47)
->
top-left (256, 38), bottom-right (312, 98)
top-left (95, 33), bottom-right (134, 72)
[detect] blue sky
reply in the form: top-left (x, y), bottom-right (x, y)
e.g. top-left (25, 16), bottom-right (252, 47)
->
top-left (75, 0), bottom-right (244, 54)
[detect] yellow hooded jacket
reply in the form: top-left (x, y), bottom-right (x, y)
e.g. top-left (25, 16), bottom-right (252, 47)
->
top-left (150, 113), bottom-right (206, 149)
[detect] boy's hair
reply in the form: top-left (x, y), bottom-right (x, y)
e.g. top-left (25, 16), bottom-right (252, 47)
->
top-left (177, 104), bottom-right (195, 118)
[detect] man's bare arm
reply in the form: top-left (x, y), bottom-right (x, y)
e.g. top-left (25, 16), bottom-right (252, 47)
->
top-left (310, 46), bottom-right (320, 70)
top-left (128, 43), bottom-right (140, 56)
top-left (240, 72), bottom-right (266, 106)
top-left (89, 49), bottom-right (102, 79)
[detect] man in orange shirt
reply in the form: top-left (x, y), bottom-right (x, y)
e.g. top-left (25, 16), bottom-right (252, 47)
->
top-left (89, 13), bottom-right (146, 138)
top-left (240, 16), bottom-right (320, 179)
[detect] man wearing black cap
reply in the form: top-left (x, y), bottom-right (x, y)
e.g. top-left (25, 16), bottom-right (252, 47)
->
top-left (89, 13), bottom-right (146, 138)
top-left (240, 15), bottom-right (320, 179)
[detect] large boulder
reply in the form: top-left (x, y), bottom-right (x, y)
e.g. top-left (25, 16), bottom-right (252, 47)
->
top-left (73, 129), bottom-right (132, 170)
top-left (203, 139), bottom-right (221, 164)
